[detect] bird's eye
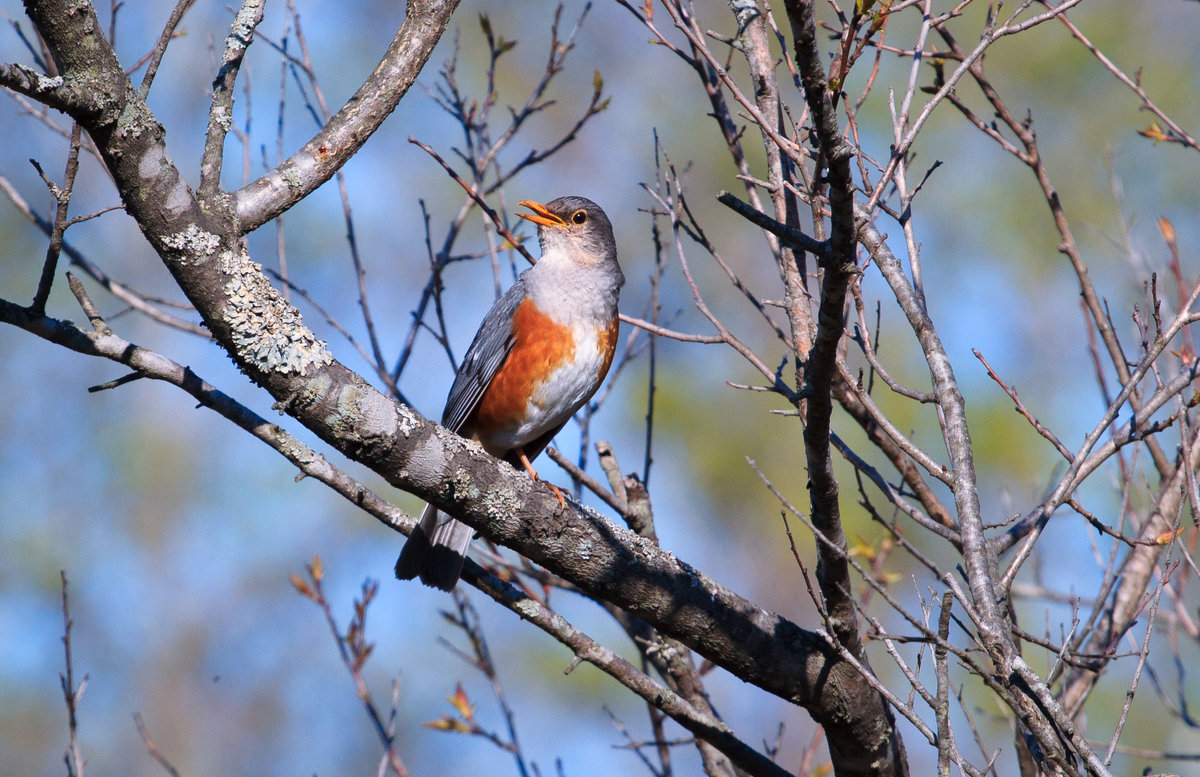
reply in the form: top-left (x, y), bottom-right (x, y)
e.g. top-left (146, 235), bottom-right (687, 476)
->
top-left (571, 210), bottom-right (588, 225)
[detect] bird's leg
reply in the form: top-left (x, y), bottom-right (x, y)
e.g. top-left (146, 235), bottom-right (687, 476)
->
top-left (516, 448), bottom-right (566, 509)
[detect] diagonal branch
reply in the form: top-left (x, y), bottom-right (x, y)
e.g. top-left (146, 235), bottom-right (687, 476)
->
top-left (855, 207), bottom-right (1009, 635)
top-left (198, 0), bottom-right (264, 199)
top-left (858, 208), bottom-right (1103, 775)
top-left (135, 0), bottom-right (197, 100)
top-left (1, 274), bottom-right (787, 777)
top-left (232, 0), bottom-right (461, 232)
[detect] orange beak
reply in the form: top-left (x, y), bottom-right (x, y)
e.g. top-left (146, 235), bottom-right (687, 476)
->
top-left (517, 200), bottom-right (567, 228)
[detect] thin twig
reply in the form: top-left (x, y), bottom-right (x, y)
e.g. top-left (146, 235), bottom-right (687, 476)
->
top-left (292, 562), bottom-right (412, 777)
top-left (59, 572), bottom-right (86, 777)
top-left (136, 0), bottom-right (197, 99)
top-left (133, 714), bottom-right (183, 777)
top-left (31, 121), bottom-right (82, 313)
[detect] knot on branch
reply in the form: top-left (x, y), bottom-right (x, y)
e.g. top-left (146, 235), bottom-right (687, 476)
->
top-left (827, 138), bottom-right (857, 164)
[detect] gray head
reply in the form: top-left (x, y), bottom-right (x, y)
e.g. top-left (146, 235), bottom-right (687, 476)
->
top-left (518, 196), bottom-right (623, 285)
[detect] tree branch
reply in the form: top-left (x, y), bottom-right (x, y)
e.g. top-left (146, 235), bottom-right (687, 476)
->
top-left (785, 0), bottom-right (864, 661)
top-left (0, 61), bottom-right (90, 114)
top-left (198, 0), bottom-right (264, 199)
top-left (135, 0), bottom-right (196, 100)
top-left (232, 0), bottom-right (461, 232)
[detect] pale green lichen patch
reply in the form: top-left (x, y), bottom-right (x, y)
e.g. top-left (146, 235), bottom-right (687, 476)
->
top-left (210, 104), bottom-right (231, 132)
top-left (281, 165), bottom-right (303, 189)
top-left (511, 597), bottom-right (541, 619)
top-left (220, 248), bottom-right (333, 376)
top-left (161, 224), bottom-right (220, 265)
top-left (333, 382), bottom-right (366, 419)
top-left (449, 468), bottom-right (482, 503)
top-left (321, 383), bottom-right (365, 436)
top-left (395, 404), bottom-right (421, 437)
top-left (36, 73), bottom-right (65, 91)
top-left (481, 483), bottom-right (519, 520)
top-left (301, 373), bottom-right (333, 406)
top-left (224, 0), bottom-right (264, 63)
top-left (281, 439), bottom-right (318, 466)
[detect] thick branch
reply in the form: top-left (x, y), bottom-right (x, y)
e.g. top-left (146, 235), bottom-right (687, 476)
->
top-left (0, 283), bottom-right (789, 777)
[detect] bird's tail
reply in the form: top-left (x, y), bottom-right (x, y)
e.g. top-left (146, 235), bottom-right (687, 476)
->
top-left (394, 503), bottom-right (473, 591)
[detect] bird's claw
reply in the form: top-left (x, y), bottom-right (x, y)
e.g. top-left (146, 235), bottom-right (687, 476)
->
top-left (517, 448), bottom-right (568, 510)
top-left (545, 481), bottom-right (567, 509)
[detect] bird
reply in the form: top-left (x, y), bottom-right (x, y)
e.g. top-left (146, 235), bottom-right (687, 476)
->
top-left (395, 196), bottom-right (624, 591)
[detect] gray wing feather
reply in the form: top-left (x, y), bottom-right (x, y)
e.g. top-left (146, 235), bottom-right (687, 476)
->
top-left (440, 278), bottom-right (527, 432)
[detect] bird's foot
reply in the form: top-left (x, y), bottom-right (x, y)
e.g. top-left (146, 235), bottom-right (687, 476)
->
top-left (517, 449), bottom-right (567, 509)
top-left (544, 480), bottom-right (567, 509)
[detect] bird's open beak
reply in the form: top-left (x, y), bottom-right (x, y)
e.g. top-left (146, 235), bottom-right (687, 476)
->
top-left (517, 200), bottom-right (567, 228)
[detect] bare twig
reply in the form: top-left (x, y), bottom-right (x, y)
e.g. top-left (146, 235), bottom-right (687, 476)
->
top-left (133, 714), bottom-right (183, 777)
top-left (0, 172), bottom-right (204, 334)
top-left (135, 0), bottom-right (197, 100)
top-left (434, 594), bottom-right (531, 777)
top-left (234, 0), bottom-right (462, 229)
top-left (31, 121), bottom-right (82, 313)
top-left (292, 561), bottom-right (412, 777)
top-left (58, 572), bottom-right (86, 777)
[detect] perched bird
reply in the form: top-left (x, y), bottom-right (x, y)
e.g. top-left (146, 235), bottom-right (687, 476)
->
top-left (395, 196), bottom-right (624, 590)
